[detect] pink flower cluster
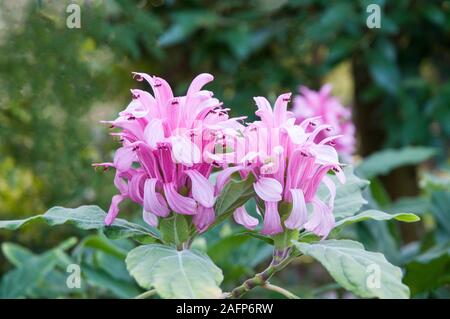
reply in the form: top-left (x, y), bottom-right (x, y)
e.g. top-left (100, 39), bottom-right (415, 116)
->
top-left (292, 84), bottom-right (356, 159)
top-left (216, 93), bottom-right (345, 238)
top-left (97, 73), bottom-right (347, 239)
top-left (95, 73), bottom-right (242, 233)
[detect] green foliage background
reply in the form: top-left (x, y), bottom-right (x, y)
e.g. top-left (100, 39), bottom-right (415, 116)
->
top-left (0, 0), bottom-right (449, 298)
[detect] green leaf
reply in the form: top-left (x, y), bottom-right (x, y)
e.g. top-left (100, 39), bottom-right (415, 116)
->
top-left (94, 251), bottom-right (132, 282)
top-left (75, 235), bottom-right (128, 260)
top-left (355, 221), bottom-right (402, 266)
top-left (367, 51), bottom-right (400, 95)
top-left (0, 239), bottom-right (79, 298)
top-left (234, 230), bottom-right (273, 245)
top-left (158, 10), bottom-right (219, 46)
top-left (334, 210), bottom-right (420, 229)
top-left (332, 208), bottom-right (420, 263)
top-left (83, 265), bottom-right (141, 299)
top-left (208, 232), bottom-right (271, 267)
top-left (404, 244), bottom-right (450, 295)
top-left (126, 244), bottom-right (223, 299)
top-left (159, 213), bottom-right (190, 246)
top-left (0, 205), bottom-right (161, 242)
top-left (317, 165), bottom-right (370, 218)
top-left (388, 196), bottom-right (429, 216)
top-left (0, 249), bottom-right (60, 298)
top-left (207, 234), bottom-right (251, 265)
top-left (213, 173), bottom-right (256, 226)
top-left (292, 239), bottom-right (410, 299)
top-left (357, 147), bottom-right (436, 179)
top-left (368, 177), bottom-right (391, 207)
top-left (1, 243), bottom-right (34, 267)
top-left (430, 191), bottom-right (450, 235)
top-left (221, 27), bottom-right (274, 61)
top-left (2, 237), bottom-right (76, 267)
top-left (273, 229), bottom-right (298, 249)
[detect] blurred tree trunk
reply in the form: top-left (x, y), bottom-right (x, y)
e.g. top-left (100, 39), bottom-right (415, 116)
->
top-left (351, 54), bottom-right (421, 243)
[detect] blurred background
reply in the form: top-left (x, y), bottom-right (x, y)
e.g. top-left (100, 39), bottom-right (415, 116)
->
top-left (0, 0), bottom-right (449, 298)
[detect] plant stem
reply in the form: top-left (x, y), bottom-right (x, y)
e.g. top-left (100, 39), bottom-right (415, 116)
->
top-left (134, 289), bottom-right (157, 299)
top-left (227, 249), bottom-right (298, 299)
top-left (262, 283), bottom-right (300, 299)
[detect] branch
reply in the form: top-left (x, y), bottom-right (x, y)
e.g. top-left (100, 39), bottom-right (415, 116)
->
top-left (226, 249), bottom-right (299, 299)
top-left (262, 283), bottom-right (300, 299)
top-left (134, 289), bottom-right (157, 299)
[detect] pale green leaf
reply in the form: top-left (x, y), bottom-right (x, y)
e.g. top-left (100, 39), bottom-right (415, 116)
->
top-left (335, 210), bottom-right (420, 229)
top-left (0, 205), bottom-right (160, 242)
top-left (126, 244), bottom-right (223, 299)
top-left (0, 250), bottom-right (60, 298)
top-left (293, 239), bottom-right (410, 299)
top-left (318, 165), bottom-right (370, 219)
top-left (1, 243), bottom-right (34, 267)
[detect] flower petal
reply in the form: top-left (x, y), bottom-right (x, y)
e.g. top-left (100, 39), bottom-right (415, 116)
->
top-left (284, 189), bottom-right (308, 229)
top-left (273, 93), bottom-right (292, 126)
top-left (233, 206), bottom-right (259, 230)
top-left (283, 118), bottom-right (307, 144)
top-left (171, 135), bottom-right (201, 167)
top-left (304, 198), bottom-right (334, 238)
top-left (309, 144), bottom-right (339, 165)
top-left (261, 201), bottom-right (283, 235)
top-left (113, 146), bottom-right (136, 172)
top-left (319, 83), bottom-right (333, 97)
top-left (215, 165), bottom-right (243, 193)
top-left (163, 182), bottom-right (197, 215)
top-left (152, 76), bottom-right (174, 103)
top-left (132, 72), bottom-right (173, 109)
top-left (113, 172), bottom-right (128, 195)
top-left (185, 170), bottom-right (215, 208)
top-left (254, 177), bottom-right (282, 202)
top-left (120, 99), bottom-right (149, 118)
top-left (322, 175), bottom-right (336, 208)
top-left (144, 178), bottom-right (170, 217)
top-left (128, 171), bottom-right (147, 204)
top-left (333, 165), bottom-right (346, 184)
top-left (254, 96), bottom-right (273, 126)
top-left (193, 206), bottom-right (215, 233)
top-left (104, 194), bottom-right (125, 226)
top-left (144, 119), bottom-right (165, 149)
top-left (143, 209), bottom-right (158, 227)
top-left (187, 73), bottom-right (214, 96)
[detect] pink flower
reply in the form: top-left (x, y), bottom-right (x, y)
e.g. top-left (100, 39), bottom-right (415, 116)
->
top-left (96, 74), bottom-right (346, 240)
top-left (96, 73), bottom-right (241, 233)
top-left (292, 84), bottom-right (356, 160)
top-left (218, 93), bottom-right (345, 238)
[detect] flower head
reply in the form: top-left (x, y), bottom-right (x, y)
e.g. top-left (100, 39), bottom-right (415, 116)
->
top-left (96, 73), bottom-right (240, 233)
top-left (217, 93), bottom-right (345, 238)
top-left (292, 84), bottom-right (356, 160)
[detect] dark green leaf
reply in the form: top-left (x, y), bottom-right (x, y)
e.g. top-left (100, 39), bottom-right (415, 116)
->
top-left (357, 147), bottom-right (436, 179)
top-left (213, 173), bottom-right (256, 227)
